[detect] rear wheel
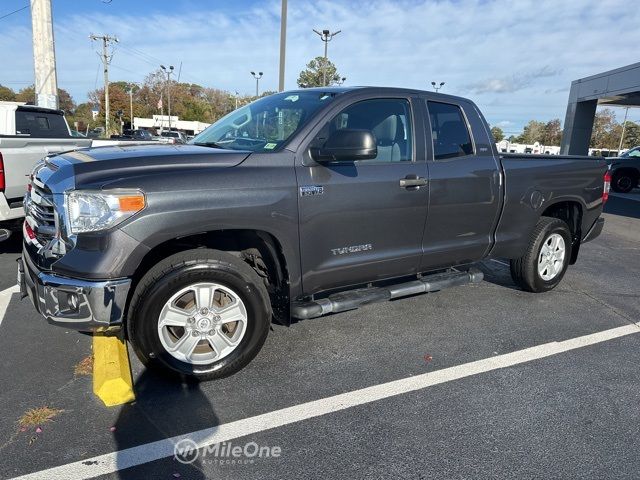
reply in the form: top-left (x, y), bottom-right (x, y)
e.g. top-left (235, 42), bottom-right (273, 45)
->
top-left (510, 217), bottom-right (572, 293)
top-left (127, 249), bottom-right (271, 381)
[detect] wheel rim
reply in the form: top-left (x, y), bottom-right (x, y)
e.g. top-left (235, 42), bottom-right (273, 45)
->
top-left (537, 233), bottom-right (566, 281)
top-left (616, 176), bottom-right (632, 191)
top-left (157, 282), bottom-right (248, 365)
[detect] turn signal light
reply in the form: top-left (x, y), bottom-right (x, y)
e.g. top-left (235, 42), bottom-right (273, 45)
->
top-left (118, 195), bottom-right (146, 212)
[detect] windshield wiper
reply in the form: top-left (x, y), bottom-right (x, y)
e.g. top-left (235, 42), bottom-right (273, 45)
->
top-left (193, 141), bottom-right (228, 149)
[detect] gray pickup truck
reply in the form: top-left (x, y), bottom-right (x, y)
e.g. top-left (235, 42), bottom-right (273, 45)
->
top-left (0, 102), bottom-right (92, 240)
top-left (18, 87), bottom-right (609, 380)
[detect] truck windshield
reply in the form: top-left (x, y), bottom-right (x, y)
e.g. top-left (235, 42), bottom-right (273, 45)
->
top-left (191, 91), bottom-right (338, 152)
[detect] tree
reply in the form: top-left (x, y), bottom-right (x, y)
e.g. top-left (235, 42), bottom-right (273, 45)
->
top-left (622, 122), bottom-right (640, 149)
top-left (590, 109), bottom-right (618, 149)
top-left (490, 126), bottom-right (504, 142)
top-left (516, 120), bottom-right (546, 144)
top-left (297, 56), bottom-right (342, 88)
top-left (14, 85), bottom-right (75, 114)
top-left (540, 119), bottom-right (562, 146)
top-left (0, 85), bottom-right (15, 101)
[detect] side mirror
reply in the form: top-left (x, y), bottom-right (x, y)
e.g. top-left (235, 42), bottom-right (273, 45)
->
top-left (312, 129), bottom-right (377, 162)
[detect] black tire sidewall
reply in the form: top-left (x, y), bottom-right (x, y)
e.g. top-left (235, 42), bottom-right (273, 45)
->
top-left (531, 222), bottom-right (572, 292)
top-left (130, 261), bottom-right (270, 380)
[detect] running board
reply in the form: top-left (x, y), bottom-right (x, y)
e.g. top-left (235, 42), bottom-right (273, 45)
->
top-left (291, 268), bottom-right (484, 320)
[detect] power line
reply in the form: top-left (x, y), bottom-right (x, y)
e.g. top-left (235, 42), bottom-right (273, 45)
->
top-left (0, 4), bottom-right (28, 21)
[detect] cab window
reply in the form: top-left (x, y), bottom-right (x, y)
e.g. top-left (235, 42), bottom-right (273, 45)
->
top-left (427, 101), bottom-right (474, 160)
top-left (311, 98), bottom-right (413, 162)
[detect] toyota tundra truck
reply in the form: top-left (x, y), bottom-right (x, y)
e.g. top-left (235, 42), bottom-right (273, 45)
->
top-left (18, 87), bottom-right (609, 380)
top-left (0, 102), bottom-right (92, 240)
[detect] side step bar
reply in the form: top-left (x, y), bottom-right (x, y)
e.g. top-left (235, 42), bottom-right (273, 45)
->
top-left (291, 268), bottom-right (484, 320)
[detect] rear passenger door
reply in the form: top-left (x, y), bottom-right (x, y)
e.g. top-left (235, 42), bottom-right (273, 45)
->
top-left (419, 99), bottom-right (503, 271)
top-left (296, 96), bottom-right (429, 295)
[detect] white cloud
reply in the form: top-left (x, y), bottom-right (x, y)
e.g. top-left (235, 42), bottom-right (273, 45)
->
top-left (0, 0), bottom-right (638, 131)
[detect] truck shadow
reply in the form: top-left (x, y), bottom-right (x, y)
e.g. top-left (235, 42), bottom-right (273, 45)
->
top-left (477, 260), bottom-right (521, 291)
top-left (0, 233), bottom-right (21, 254)
top-left (113, 369), bottom-right (217, 479)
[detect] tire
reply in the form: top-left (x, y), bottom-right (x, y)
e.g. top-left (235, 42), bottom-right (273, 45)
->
top-left (611, 170), bottom-right (636, 193)
top-left (510, 217), bottom-right (572, 293)
top-left (127, 249), bottom-right (272, 381)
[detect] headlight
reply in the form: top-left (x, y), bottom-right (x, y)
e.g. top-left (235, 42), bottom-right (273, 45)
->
top-left (66, 190), bottom-right (146, 234)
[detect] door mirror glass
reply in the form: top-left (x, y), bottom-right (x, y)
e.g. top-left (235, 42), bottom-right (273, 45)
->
top-left (312, 128), bottom-right (377, 162)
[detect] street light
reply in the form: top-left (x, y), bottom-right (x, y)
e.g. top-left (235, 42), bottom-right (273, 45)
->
top-left (431, 81), bottom-right (445, 92)
top-left (250, 71), bottom-right (263, 97)
top-left (336, 77), bottom-right (347, 86)
top-left (313, 28), bottom-right (341, 86)
top-left (160, 65), bottom-right (174, 131)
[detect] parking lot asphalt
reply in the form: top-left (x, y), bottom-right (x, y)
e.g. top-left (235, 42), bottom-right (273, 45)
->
top-left (0, 192), bottom-right (638, 480)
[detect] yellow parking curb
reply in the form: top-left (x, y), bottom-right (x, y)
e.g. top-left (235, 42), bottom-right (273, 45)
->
top-left (92, 334), bottom-right (136, 407)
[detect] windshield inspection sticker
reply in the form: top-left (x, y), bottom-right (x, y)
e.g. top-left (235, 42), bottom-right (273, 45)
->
top-left (284, 95), bottom-right (299, 102)
top-left (264, 143), bottom-right (277, 150)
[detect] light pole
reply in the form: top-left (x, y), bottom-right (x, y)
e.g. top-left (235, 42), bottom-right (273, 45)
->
top-left (431, 81), bottom-right (445, 92)
top-left (160, 65), bottom-right (174, 131)
top-left (250, 71), bottom-right (263, 97)
top-left (617, 106), bottom-right (630, 153)
top-left (313, 28), bottom-right (341, 86)
top-left (127, 82), bottom-right (138, 130)
top-left (336, 77), bottom-right (347, 86)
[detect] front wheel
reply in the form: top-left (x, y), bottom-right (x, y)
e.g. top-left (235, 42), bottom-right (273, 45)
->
top-left (127, 249), bottom-right (272, 381)
top-left (510, 217), bottom-right (572, 293)
top-left (611, 171), bottom-right (636, 193)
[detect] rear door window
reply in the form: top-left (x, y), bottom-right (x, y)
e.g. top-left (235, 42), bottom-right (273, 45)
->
top-left (427, 101), bottom-right (474, 160)
top-left (15, 109), bottom-right (69, 138)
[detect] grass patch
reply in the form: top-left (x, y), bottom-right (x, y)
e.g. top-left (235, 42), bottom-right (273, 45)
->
top-left (18, 407), bottom-right (63, 429)
top-left (74, 355), bottom-right (93, 376)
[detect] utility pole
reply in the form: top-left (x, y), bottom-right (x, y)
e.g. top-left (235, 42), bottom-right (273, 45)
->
top-left (160, 65), bottom-right (174, 131)
top-left (313, 28), bottom-right (341, 86)
top-left (250, 71), bottom-right (263, 97)
top-left (90, 34), bottom-right (118, 136)
top-left (278, 0), bottom-right (287, 92)
top-left (30, 0), bottom-right (58, 109)
top-left (617, 106), bottom-right (630, 153)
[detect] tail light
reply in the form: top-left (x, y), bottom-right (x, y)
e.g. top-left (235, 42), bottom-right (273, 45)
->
top-left (0, 153), bottom-right (5, 192)
top-left (602, 170), bottom-right (611, 204)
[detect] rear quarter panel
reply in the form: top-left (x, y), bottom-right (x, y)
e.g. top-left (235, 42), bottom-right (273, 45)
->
top-left (491, 154), bottom-right (607, 259)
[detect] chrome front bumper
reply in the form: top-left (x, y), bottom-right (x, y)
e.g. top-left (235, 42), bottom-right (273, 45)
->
top-left (18, 252), bottom-right (131, 332)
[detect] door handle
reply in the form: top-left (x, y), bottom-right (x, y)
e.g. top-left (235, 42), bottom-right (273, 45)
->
top-left (399, 176), bottom-right (428, 188)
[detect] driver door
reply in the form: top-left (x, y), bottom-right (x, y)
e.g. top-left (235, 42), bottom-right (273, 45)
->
top-left (296, 96), bottom-right (429, 295)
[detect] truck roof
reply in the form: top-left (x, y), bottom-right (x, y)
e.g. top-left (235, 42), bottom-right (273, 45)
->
top-left (283, 86), bottom-right (472, 104)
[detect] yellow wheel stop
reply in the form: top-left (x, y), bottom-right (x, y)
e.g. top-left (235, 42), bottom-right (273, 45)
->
top-left (92, 333), bottom-right (136, 406)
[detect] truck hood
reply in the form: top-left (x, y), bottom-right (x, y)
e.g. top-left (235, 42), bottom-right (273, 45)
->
top-left (52, 144), bottom-right (252, 188)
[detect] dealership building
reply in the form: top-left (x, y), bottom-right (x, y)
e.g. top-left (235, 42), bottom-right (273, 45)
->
top-left (561, 62), bottom-right (640, 155)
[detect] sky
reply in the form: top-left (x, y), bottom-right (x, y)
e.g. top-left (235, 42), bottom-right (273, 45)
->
top-left (0, 0), bottom-right (639, 134)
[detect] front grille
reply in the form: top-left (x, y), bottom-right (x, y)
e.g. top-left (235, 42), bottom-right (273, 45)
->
top-left (27, 178), bottom-right (57, 246)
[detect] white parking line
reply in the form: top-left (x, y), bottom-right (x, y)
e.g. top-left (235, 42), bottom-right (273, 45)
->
top-left (0, 284), bottom-right (19, 327)
top-left (11, 320), bottom-right (640, 480)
